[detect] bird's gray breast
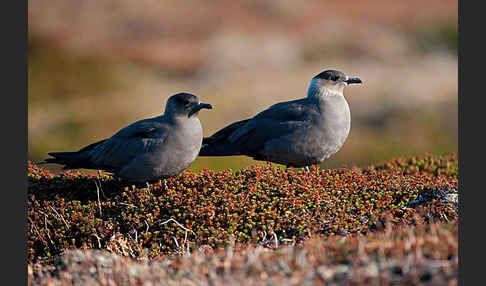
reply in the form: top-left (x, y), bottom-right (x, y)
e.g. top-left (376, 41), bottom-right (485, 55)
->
top-left (159, 118), bottom-right (203, 176)
top-left (121, 118), bottom-right (203, 181)
top-left (313, 95), bottom-right (351, 161)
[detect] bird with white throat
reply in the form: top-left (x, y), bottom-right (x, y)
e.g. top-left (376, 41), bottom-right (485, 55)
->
top-left (199, 69), bottom-right (362, 170)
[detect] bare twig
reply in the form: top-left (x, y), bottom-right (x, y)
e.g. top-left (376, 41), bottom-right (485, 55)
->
top-left (127, 243), bottom-right (135, 258)
top-left (91, 233), bottom-right (102, 249)
top-left (145, 220), bottom-right (150, 234)
top-left (186, 243), bottom-right (191, 256)
top-left (44, 215), bottom-right (52, 242)
top-left (172, 237), bottom-right (180, 249)
top-left (119, 202), bottom-right (137, 208)
top-left (161, 218), bottom-right (196, 254)
top-left (161, 218), bottom-right (196, 235)
top-left (28, 217), bottom-right (34, 232)
top-left (49, 206), bottom-right (69, 228)
top-left (442, 213), bottom-right (449, 222)
top-left (128, 229), bottom-right (138, 244)
top-left (28, 217), bottom-right (46, 244)
top-left (94, 180), bottom-right (103, 217)
top-left (95, 175), bottom-right (107, 199)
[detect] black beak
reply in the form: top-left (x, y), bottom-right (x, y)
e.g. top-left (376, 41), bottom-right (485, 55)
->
top-left (198, 103), bottom-right (213, 110)
top-left (345, 77), bottom-right (362, 85)
top-left (189, 102), bottom-right (213, 116)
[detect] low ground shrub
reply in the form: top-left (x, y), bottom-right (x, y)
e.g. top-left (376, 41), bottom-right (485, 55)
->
top-left (28, 153), bottom-right (457, 264)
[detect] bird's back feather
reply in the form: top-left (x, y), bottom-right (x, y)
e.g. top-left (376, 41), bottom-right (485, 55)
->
top-left (199, 98), bottom-right (319, 158)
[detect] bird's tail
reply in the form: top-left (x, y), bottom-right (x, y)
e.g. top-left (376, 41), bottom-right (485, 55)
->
top-left (43, 139), bottom-right (107, 169)
top-left (199, 142), bottom-right (241, 156)
top-left (199, 119), bottom-right (250, 157)
top-left (44, 152), bottom-right (83, 169)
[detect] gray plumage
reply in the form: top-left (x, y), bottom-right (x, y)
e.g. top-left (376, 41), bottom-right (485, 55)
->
top-left (45, 93), bottom-right (213, 182)
top-left (199, 70), bottom-right (362, 167)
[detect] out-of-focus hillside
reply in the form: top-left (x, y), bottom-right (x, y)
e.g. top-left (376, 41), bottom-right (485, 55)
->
top-left (28, 0), bottom-right (457, 172)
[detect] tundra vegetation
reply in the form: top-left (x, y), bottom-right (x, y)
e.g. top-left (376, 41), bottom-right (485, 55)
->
top-left (28, 153), bottom-right (458, 285)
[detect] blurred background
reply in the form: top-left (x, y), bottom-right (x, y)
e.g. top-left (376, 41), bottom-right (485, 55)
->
top-left (28, 0), bottom-right (457, 173)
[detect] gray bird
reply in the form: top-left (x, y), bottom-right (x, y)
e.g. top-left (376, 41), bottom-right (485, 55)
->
top-left (45, 93), bottom-right (213, 183)
top-left (199, 70), bottom-right (362, 168)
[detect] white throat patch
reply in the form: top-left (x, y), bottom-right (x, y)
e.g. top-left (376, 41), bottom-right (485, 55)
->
top-left (307, 78), bottom-right (345, 98)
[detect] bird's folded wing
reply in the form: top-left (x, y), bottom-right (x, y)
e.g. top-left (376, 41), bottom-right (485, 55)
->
top-left (86, 119), bottom-right (171, 169)
top-left (202, 119), bottom-right (250, 145)
top-left (228, 99), bottom-right (319, 143)
top-left (110, 118), bottom-right (164, 139)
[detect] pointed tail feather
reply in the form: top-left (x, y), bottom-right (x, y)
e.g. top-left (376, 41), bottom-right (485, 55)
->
top-left (44, 152), bottom-right (83, 169)
top-left (199, 119), bottom-right (250, 156)
top-left (203, 119), bottom-right (249, 144)
top-left (199, 142), bottom-right (242, 156)
top-left (43, 139), bottom-right (107, 169)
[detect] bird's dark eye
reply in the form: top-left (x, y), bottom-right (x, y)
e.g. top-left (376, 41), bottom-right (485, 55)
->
top-left (183, 99), bottom-right (190, 105)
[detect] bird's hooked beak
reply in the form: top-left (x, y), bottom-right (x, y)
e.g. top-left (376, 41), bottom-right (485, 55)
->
top-left (189, 102), bottom-right (213, 117)
top-left (345, 77), bottom-right (362, 85)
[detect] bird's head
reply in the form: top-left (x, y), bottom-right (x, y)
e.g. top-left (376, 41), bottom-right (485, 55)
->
top-left (165, 93), bottom-right (213, 118)
top-left (308, 70), bottom-right (362, 98)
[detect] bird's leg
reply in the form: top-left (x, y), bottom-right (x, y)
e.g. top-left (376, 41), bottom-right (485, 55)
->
top-left (303, 166), bottom-right (310, 172)
top-left (146, 182), bottom-right (152, 194)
